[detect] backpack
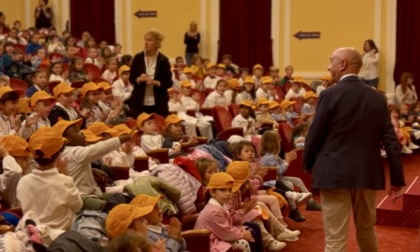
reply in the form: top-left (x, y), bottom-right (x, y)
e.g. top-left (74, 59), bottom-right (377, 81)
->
top-left (71, 210), bottom-right (108, 246)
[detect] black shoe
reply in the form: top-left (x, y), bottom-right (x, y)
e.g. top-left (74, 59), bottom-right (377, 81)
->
top-left (306, 200), bottom-right (322, 211)
top-left (289, 208), bottom-right (306, 222)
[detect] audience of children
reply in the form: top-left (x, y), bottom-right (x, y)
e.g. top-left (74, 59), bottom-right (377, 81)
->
top-left (390, 107), bottom-right (419, 154)
top-left (285, 77), bottom-right (305, 100)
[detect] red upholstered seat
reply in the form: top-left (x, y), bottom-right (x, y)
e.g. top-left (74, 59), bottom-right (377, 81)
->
top-left (9, 78), bottom-right (28, 96)
top-left (84, 63), bottom-right (103, 79)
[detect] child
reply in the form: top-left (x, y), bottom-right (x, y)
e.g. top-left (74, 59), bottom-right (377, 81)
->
top-left (84, 47), bottom-right (102, 69)
top-left (31, 48), bottom-right (49, 69)
top-left (25, 32), bottom-right (43, 56)
top-left (281, 100), bottom-right (299, 126)
top-left (216, 64), bottom-right (227, 79)
top-left (49, 61), bottom-right (69, 84)
top-left (69, 56), bottom-right (90, 82)
top-left (270, 101), bottom-right (286, 122)
top-left (255, 97), bottom-right (278, 131)
top-left (316, 75), bottom-right (331, 95)
top-left (279, 65), bottom-right (294, 87)
top-left (190, 55), bottom-right (206, 80)
top-left (80, 82), bottom-right (106, 126)
top-left (0, 136), bottom-right (31, 207)
top-left (292, 123), bottom-right (309, 149)
top-left (162, 114), bottom-right (197, 159)
top-left (203, 79), bottom-right (228, 109)
top-left (256, 76), bottom-right (276, 101)
top-left (112, 65), bottom-right (133, 102)
top-left (17, 127), bottom-right (83, 230)
top-left (232, 100), bottom-right (261, 141)
top-left (49, 83), bottom-right (89, 126)
top-left (182, 67), bottom-right (198, 90)
top-left (2, 42), bottom-right (15, 76)
top-left (62, 45), bottom-right (78, 64)
top-left (47, 34), bottom-right (65, 54)
top-left (300, 91), bottom-right (317, 122)
top-left (269, 66), bottom-right (282, 87)
top-left (0, 87), bottom-right (23, 136)
top-left (97, 81), bottom-right (125, 125)
top-left (131, 194), bottom-right (187, 252)
top-left (224, 78), bottom-right (242, 106)
top-left (259, 131), bottom-right (321, 212)
top-left (285, 78), bottom-right (305, 100)
top-left (240, 76), bottom-right (257, 103)
top-left (0, 75), bottom-right (10, 87)
top-left (101, 57), bottom-right (118, 84)
top-left (238, 68), bottom-right (249, 87)
top-left (180, 82), bottom-right (214, 123)
top-left (138, 112), bottom-right (164, 153)
top-left (195, 173), bottom-right (255, 252)
top-left (18, 90), bottom-right (54, 140)
top-left (195, 157), bottom-right (218, 187)
top-left (390, 108), bottom-right (418, 154)
top-left (203, 63), bottom-right (220, 89)
top-left (108, 230), bottom-right (160, 252)
top-left (252, 64), bottom-right (264, 89)
top-left (26, 69), bottom-right (49, 97)
top-left (221, 54), bottom-right (238, 75)
top-left (52, 118), bottom-right (133, 210)
top-left (225, 161), bottom-right (298, 250)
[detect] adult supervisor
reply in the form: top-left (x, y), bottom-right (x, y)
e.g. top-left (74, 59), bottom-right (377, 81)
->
top-left (129, 29), bottom-right (173, 118)
top-left (303, 47), bottom-right (405, 252)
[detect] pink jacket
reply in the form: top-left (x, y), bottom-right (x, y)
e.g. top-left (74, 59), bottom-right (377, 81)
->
top-left (249, 162), bottom-right (264, 195)
top-left (225, 192), bottom-right (260, 225)
top-left (195, 199), bottom-right (243, 252)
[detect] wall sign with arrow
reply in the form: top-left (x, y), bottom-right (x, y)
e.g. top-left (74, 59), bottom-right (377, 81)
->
top-left (294, 31), bottom-right (321, 40)
top-left (134, 10), bottom-right (158, 19)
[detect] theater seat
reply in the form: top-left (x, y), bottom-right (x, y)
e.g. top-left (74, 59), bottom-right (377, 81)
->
top-left (228, 104), bottom-right (240, 117)
top-left (274, 86), bottom-right (285, 100)
top-left (278, 122), bottom-right (294, 152)
top-left (10, 78), bottom-right (28, 95)
top-left (84, 63), bottom-right (102, 79)
top-left (289, 97), bottom-right (304, 114)
top-left (110, 166), bottom-right (130, 181)
top-left (133, 156), bottom-right (149, 172)
top-left (47, 81), bottom-right (61, 94)
top-left (284, 149), bottom-right (312, 192)
top-left (212, 106), bottom-right (244, 141)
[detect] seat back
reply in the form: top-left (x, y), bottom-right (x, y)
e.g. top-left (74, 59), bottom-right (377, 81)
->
top-left (84, 63), bottom-right (102, 79)
top-left (154, 114), bottom-right (166, 134)
top-left (47, 81), bottom-right (61, 94)
top-left (212, 106), bottom-right (233, 133)
top-left (10, 78), bottom-right (28, 95)
top-left (274, 86), bottom-right (285, 100)
top-left (290, 97), bottom-right (304, 113)
top-left (278, 122), bottom-right (294, 152)
top-left (228, 104), bottom-right (240, 117)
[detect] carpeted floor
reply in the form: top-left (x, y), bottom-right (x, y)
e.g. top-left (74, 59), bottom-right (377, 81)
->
top-left (280, 152), bottom-right (420, 252)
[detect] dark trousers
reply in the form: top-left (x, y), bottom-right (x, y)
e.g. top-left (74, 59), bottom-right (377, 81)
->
top-left (244, 222), bottom-right (264, 252)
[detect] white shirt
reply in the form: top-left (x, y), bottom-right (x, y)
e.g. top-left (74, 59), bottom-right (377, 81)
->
top-left (181, 95), bottom-right (200, 111)
top-left (239, 91), bottom-right (255, 103)
top-left (144, 53), bottom-right (158, 106)
top-left (141, 134), bottom-right (164, 153)
top-left (84, 57), bottom-right (102, 69)
top-left (1, 156), bottom-right (23, 207)
top-left (203, 91), bottom-right (227, 108)
top-left (224, 90), bottom-right (242, 106)
top-left (62, 138), bottom-right (121, 197)
top-left (256, 87), bottom-right (276, 100)
top-left (361, 51), bottom-right (379, 80)
top-left (232, 114), bottom-right (257, 136)
top-left (316, 85), bottom-right (326, 96)
top-left (18, 112), bottom-right (51, 140)
top-left (17, 168), bottom-right (82, 230)
top-left (49, 74), bottom-right (71, 85)
top-left (203, 76), bottom-right (220, 89)
top-left (285, 88), bottom-right (305, 100)
top-left (395, 84), bottom-right (418, 105)
top-left (101, 70), bottom-right (117, 84)
top-left (0, 114), bottom-right (17, 136)
top-left (55, 102), bottom-right (78, 121)
top-left (112, 78), bottom-right (133, 101)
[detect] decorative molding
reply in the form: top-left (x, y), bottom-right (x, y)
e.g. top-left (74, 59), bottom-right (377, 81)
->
top-left (25, 0), bottom-right (31, 28)
top-left (374, 0), bottom-right (382, 44)
top-left (115, 0), bottom-right (122, 45)
top-left (284, 0), bottom-right (291, 66)
top-left (385, 0), bottom-right (397, 93)
top-left (210, 0), bottom-right (219, 63)
top-left (61, 0), bottom-right (70, 31)
top-left (126, 0), bottom-right (133, 54)
top-left (200, 0), bottom-right (207, 59)
top-left (271, 0), bottom-right (280, 67)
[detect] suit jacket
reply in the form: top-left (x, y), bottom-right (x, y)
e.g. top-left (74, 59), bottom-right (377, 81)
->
top-left (129, 51), bottom-right (173, 118)
top-left (303, 75), bottom-right (405, 190)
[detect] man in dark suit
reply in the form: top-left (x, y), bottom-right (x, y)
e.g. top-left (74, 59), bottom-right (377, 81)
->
top-left (303, 48), bottom-right (405, 252)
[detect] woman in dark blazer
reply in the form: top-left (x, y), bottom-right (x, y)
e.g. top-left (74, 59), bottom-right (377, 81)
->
top-left (129, 29), bottom-right (173, 118)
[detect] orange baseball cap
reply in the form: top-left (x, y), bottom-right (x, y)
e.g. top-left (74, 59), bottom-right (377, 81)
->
top-left (87, 122), bottom-right (117, 136)
top-left (182, 67), bottom-right (193, 74)
top-left (136, 113), bottom-right (155, 129)
top-left (207, 173), bottom-right (234, 190)
top-left (97, 81), bottom-right (112, 91)
top-left (0, 86), bottom-right (24, 99)
top-left (321, 75), bottom-right (331, 82)
top-left (253, 64), bottom-right (263, 71)
top-left (206, 63), bottom-right (216, 69)
top-left (269, 101), bottom-right (280, 110)
top-left (118, 65), bottom-right (131, 76)
top-left (261, 76), bottom-right (274, 84)
top-left (130, 194), bottom-right (163, 208)
top-left (106, 204), bottom-right (154, 239)
top-left (292, 76), bottom-right (307, 85)
top-left (226, 161), bottom-right (251, 193)
top-left (29, 127), bottom-right (67, 159)
top-left (81, 82), bottom-right (102, 97)
top-left (111, 124), bottom-right (137, 137)
top-left (303, 91), bottom-right (317, 100)
top-left (0, 135), bottom-right (31, 157)
top-left (240, 100), bottom-right (256, 109)
top-left (228, 78), bottom-right (240, 90)
top-left (243, 76), bottom-right (255, 84)
top-left (52, 118), bottom-right (83, 136)
top-left (53, 83), bottom-right (75, 98)
top-left (256, 97), bottom-right (270, 107)
top-left (165, 114), bottom-right (183, 126)
top-left (217, 63), bottom-right (226, 69)
top-left (180, 80), bottom-right (192, 88)
top-left (280, 99), bottom-right (296, 109)
top-left (30, 90), bottom-right (55, 107)
top-left (81, 129), bottom-right (103, 143)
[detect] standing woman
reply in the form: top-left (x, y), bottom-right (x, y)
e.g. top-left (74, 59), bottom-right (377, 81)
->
top-left (129, 29), bottom-right (173, 118)
top-left (395, 72), bottom-right (418, 107)
top-left (35, 0), bottom-right (53, 30)
top-left (184, 21), bottom-right (200, 66)
top-left (360, 39), bottom-right (380, 88)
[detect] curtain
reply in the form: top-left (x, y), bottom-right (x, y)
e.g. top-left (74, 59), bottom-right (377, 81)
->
top-left (218, 0), bottom-right (273, 71)
top-left (70, 0), bottom-right (116, 44)
top-left (394, 0), bottom-right (420, 95)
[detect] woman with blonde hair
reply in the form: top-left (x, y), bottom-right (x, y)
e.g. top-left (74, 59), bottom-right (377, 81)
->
top-left (184, 21), bottom-right (200, 66)
top-left (395, 72), bottom-right (417, 106)
top-left (129, 29), bottom-right (173, 118)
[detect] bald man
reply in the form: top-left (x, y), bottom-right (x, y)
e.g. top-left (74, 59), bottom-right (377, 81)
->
top-left (303, 48), bottom-right (405, 252)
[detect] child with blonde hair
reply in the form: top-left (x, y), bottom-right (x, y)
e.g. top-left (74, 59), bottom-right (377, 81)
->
top-left (240, 76), bottom-right (257, 103)
top-left (26, 69), bottom-right (49, 97)
top-left (195, 172), bottom-right (255, 252)
top-left (101, 57), bottom-right (118, 84)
